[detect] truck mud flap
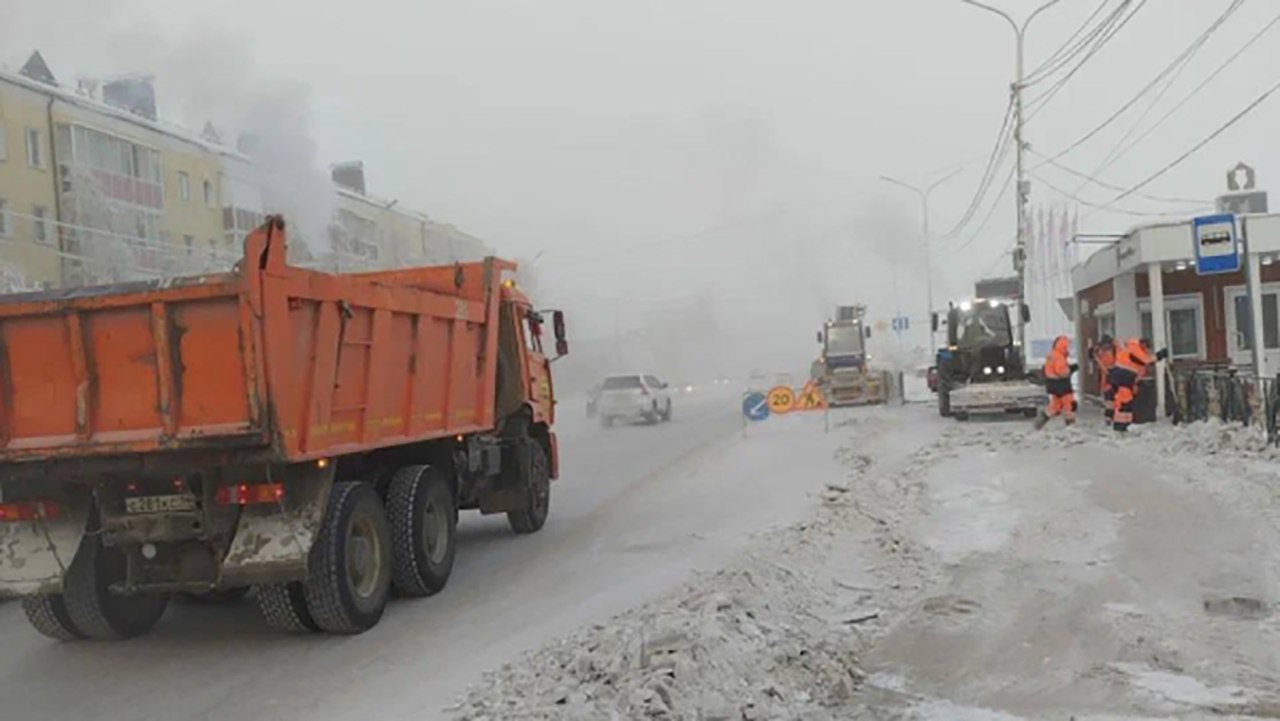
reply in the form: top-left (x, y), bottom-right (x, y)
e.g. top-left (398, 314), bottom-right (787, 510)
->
top-left (478, 437), bottom-right (533, 515)
top-left (0, 502), bottom-right (90, 596)
top-left (219, 464), bottom-right (331, 587)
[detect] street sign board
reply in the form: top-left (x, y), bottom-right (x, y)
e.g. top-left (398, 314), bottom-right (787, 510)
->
top-left (742, 392), bottom-right (769, 422)
top-left (795, 380), bottom-right (828, 410)
top-left (767, 385), bottom-right (796, 414)
top-left (1193, 213), bottom-right (1240, 275)
top-left (892, 316), bottom-right (909, 333)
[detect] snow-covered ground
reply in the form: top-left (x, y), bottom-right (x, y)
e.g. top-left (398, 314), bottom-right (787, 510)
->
top-left (6, 395), bottom-right (1279, 720)
top-left (456, 407), bottom-right (1280, 720)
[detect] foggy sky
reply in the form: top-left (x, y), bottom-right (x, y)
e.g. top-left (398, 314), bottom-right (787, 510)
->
top-left (6, 0), bottom-right (1279, 380)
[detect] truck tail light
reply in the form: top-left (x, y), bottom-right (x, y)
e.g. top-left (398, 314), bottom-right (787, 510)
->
top-left (0, 500), bottom-right (62, 522)
top-left (215, 483), bottom-right (284, 506)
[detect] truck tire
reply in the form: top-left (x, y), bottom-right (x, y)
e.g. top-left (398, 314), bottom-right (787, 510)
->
top-left (387, 465), bottom-right (456, 597)
top-left (63, 535), bottom-right (169, 640)
top-left (662, 400), bottom-right (673, 422)
top-left (508, 441), bottom-right (551, 534)
top-left (954, 411), bottom-right (970, 421)
top-left (22, 593), bottom-right (84, 641)
top-left (303, 482), bottom-right (393, 634)
top-left (256, 582), bottom-right (318, 633)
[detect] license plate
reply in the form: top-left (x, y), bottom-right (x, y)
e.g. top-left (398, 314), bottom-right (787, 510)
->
top-left (125, 494), bottom-right (196, 514)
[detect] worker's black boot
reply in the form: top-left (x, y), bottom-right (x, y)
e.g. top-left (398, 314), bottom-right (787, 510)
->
top-left (1033, 409), bottom-right (1050, 430)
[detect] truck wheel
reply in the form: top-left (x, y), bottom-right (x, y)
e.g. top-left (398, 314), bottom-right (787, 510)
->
top-left (303, 482), bottom-right (393, 634)
top-left (22, 593), bottom-right (84, 641)
top-left (387, 465), bottom-right (457, 597)
top-left (256, 582), bottom-right (318, 633)
top-left (63, 535), bottom-right (169, 640)
top-left (662, 400), bottom-right (673, 422)
top-left (954, 411), bottom-right (970, 422)
top-left (508, 441), bottom-right (551, 534)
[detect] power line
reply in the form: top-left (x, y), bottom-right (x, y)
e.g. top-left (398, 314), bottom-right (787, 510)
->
top-left (1024, 0), bottom-right (1148, 120)
top-left (1036, 0), bottom-right (1248, 161)
top-left (1023, 0), bottom-right (1128, 86)
top-left (944, 164), bottom-right (1016, 254)
top-left (939, 97), bottom-right (1016, 239)
top-left (1097, 2), bottom-right (1280, 171)
top-left (1031, 170), bottom-right (1213, 217)
top-left (1085, 73), bottom-right (1280, 218)
top-left (1028, 149), bottom-right (1210, 205)
top-left (1087, 0), bottom-right (1246, 176)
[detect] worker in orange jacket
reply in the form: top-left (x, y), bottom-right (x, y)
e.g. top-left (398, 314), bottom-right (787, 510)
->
top-left (1092, 335), bottom-right (1117, 425)
top-left (1108, 337), bottom-right (1167, 432)
top-left (1035, 335), bottom-right (1077, 429)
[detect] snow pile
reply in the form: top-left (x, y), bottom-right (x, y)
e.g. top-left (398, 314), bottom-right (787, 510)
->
top-left (454, 444), bottom-right (876, 720)
top-left (454, 559), bottom-right (865, 720)
top-left (1145, 418), bottom-right (1276, 459)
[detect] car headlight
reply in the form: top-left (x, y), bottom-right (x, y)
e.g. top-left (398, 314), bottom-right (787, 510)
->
top-left (685, 385), bottom-right (694, 393)
top-left (983, 366), bottom-right (993, 375)
top-left (996, 365), bottom-right (1005, 374)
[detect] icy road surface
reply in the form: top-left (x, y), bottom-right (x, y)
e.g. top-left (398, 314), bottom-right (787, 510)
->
top-left (0, 389), bottom-right (848, 721)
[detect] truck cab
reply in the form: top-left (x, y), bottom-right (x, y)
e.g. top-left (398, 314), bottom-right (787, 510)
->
top-left (815, 305), bottom-right (889, 406)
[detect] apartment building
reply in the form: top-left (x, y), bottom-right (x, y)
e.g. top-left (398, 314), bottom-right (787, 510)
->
top-left (0, 51), bottom-right (488, 290)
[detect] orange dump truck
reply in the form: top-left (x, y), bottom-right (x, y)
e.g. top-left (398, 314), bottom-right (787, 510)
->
top-left (0, 217), bottom-right (566, 639)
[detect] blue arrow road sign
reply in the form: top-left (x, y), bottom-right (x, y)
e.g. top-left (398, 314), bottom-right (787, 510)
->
top-left (1193, 213), bottom-right (1240, 275)
top-left (742, 392), bottom-right (769, 422)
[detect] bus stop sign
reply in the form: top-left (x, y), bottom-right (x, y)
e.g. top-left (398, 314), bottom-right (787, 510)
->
top-left (1193, 213), bottom-right (1240, 275)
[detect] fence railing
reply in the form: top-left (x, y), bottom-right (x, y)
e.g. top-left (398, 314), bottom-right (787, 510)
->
top-left (1166, 367), bottom-right (1280, 444)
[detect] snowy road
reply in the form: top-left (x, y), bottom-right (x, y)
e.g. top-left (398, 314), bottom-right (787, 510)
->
top-left (0, 389), bottom-right (847, 721)
top-left (455, 405), bottom-right (1280, 720)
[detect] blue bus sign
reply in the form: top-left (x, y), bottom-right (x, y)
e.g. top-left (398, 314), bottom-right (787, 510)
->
top-left (1193, 213), bottom-right (1240, 276)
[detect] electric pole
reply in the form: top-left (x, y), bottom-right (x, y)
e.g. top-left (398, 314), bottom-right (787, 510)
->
top-left (961, 0), bottom-right (1062, 362)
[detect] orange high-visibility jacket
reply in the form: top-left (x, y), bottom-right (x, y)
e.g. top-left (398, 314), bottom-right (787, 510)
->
top-left (1116, 339), bottom-right (1154, 377)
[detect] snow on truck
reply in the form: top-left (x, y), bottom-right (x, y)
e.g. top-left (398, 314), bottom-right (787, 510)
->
top-left (0, 216), bottom-right (567, 640)
top-left (814, 305), bottom-right (891, 406)
top-left (932, 278), bottom-right (1039, 420)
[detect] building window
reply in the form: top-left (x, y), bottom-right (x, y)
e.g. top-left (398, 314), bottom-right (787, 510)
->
top-left (178, 172), bottom-right (191, 201)
top-left (1139, 295), bottom-right (1204, 360)
top-left (1097, 314), bottom-right (1115, 342)
top-left (32, 206), bottom-right (50, 245)
top-left (203, 179), bottom-right (214, 207)
top-left (25, 128), bottom-right (44, 169)
top-left (0, 199), bottom-right (9, 237)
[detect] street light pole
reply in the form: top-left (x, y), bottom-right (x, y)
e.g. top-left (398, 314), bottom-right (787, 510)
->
top-left (961, 0), bottom-right (1062, 362)
top-left (880, 167), bottom-right (964, 357)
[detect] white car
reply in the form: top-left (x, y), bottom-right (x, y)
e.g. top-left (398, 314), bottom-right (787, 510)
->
top-left (597, 374), bottom-right (674, 427)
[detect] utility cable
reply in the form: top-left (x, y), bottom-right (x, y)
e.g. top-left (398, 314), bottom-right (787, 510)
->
top-left (1085, 74), bottom-right (1280, 218)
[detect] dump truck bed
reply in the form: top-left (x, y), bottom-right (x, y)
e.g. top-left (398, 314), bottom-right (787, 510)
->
top-left (0, 218), bottom-right (510, 468)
